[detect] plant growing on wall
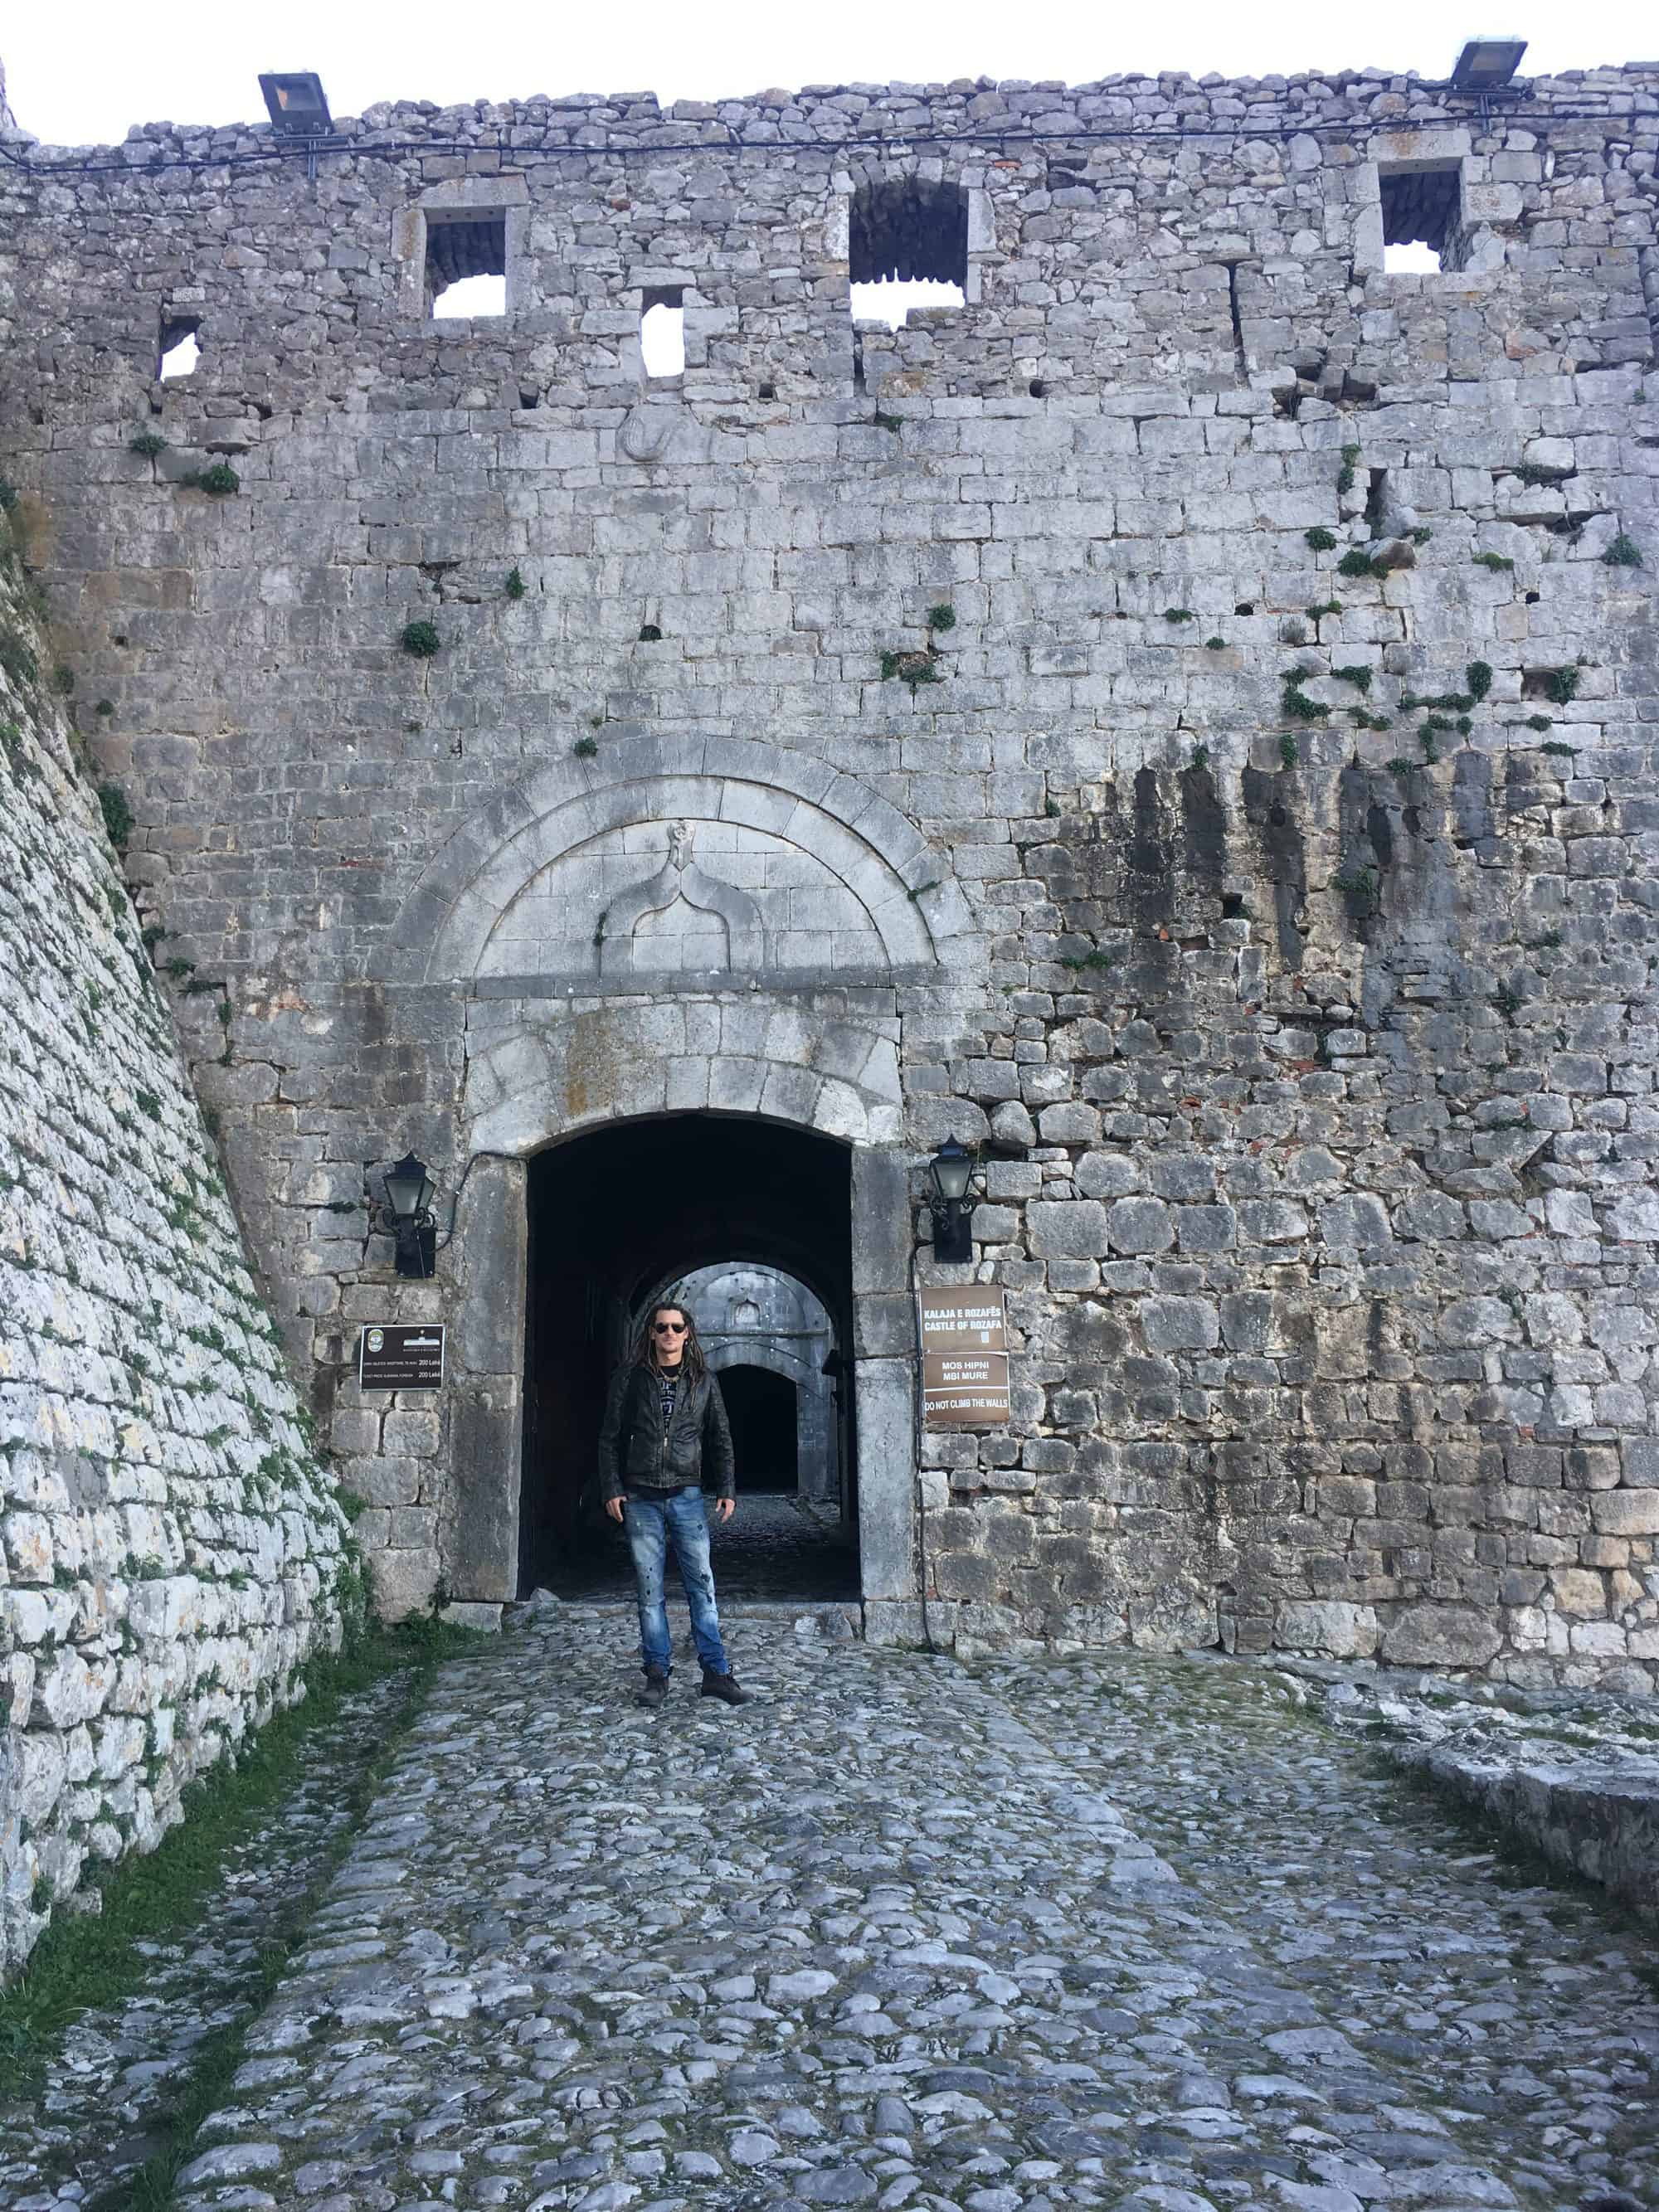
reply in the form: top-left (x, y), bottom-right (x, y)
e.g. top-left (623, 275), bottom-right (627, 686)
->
top-left (184, 463), bottom-right (240, 496)
top-left (97, 783), bottom-right (134, 850)
top-left (400, 621), bottom-right (441, 658)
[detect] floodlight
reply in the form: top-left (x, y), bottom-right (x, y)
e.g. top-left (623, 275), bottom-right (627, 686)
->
top-left (259, 73), bottom-right (332, 138)
top-left (1448, 38), bottom-right (1528, 91)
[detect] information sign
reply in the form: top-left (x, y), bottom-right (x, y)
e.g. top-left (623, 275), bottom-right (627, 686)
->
top-left (358, 1324), bottom-right (446, 1391)
top-left (917, 1287), bottom-right (1010, 1427)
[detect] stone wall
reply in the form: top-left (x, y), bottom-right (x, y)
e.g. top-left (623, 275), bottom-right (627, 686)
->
top-left (0, 544), bottom-right (353, 1976)
top-left (0, 61), bottom-right (1657, 1685)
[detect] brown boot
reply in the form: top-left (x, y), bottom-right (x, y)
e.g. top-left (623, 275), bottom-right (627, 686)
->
top-left (699, 1670), bottom-right (755, 1706)
top-left (635, 1669), bottom-right (669, 1710)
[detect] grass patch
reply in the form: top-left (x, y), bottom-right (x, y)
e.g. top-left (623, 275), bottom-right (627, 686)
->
top-left (0, 1618), bottom-right (474, 2097)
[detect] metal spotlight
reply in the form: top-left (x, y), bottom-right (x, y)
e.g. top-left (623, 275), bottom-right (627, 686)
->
top-left (259, 72), bottom-right (332, 138)
top-left (1448, 38), bottom-right (1528, 92)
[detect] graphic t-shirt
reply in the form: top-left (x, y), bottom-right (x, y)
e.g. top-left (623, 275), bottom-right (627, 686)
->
top-left (659, 1371), bottom-right (679, 1428)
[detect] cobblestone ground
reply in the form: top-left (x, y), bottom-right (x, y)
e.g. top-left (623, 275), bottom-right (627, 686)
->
top-left (124, 1608), bottom-right (1659, 2212)
top-left (0, 1670), bottom-right (415, 2212)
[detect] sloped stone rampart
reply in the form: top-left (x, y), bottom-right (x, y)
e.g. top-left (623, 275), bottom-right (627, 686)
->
top-left (0, 556), bottom-right (353, 1977)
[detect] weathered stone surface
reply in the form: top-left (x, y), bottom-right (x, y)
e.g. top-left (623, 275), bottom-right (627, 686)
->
top-left (0, 565), bottom-right (350, 1977)
top-left (1381, 1605), bottom-right (1505, 1670)
top-left (82, 1619), bottom-right (1654, 2212)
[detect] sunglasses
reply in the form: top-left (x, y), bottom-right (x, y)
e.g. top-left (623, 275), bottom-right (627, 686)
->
top-left (652, 1320), bottom-right (688, 1334)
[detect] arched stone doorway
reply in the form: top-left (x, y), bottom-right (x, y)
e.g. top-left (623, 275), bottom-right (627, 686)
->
top-left (373, 734), bottom-right (961, 1640)
top-left (517, 1116), bottom-right (861, 1603)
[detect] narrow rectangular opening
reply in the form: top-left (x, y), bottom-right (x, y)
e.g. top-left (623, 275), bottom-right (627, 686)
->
top-left (427, 212), bottom-right (507, 319)
top-left (641, 287), bottom-right (685, 378)
top-left (158, 316), bottom-right (201, 381)
top-left (1379, 163), bottom-right (1462, 274)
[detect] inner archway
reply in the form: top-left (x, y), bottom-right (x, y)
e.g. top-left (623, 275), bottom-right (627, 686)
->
top-left (520, 1115), bottom-right (858, 1602)
top-left (721, 1368), bottom-right (799, 1493)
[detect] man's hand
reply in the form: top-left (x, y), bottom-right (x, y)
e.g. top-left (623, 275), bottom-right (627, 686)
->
top-left (715, 1497), bottom-right (735, 1523)
top-left (604, 1497), bottom-right (625, 1522)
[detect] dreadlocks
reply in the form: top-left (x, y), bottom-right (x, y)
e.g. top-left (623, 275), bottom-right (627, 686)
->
top-left (632, 1292), bottom-right (708, 1388)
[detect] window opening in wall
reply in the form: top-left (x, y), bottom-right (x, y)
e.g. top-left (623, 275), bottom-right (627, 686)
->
top-left (849, 177), bottom-right (967, 327)
top-left (1379, 163), bottom-right (1462, 274)
top-left (641, 288), bottom-right (685, 378)
top-left (158, 317), bottom-right (201, 380)
top-left (426, 212), bottom-right (507, 318)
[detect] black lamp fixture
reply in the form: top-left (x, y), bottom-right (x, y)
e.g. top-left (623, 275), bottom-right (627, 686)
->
top-left (1448, 37), bottom-right (1527, 93)
top-left (259, 72), bottom-right (333, 137)
top-left (376, 1151), bottom-right (438, 1278)
top-left (927, 1135), bottom-right (977, 1265)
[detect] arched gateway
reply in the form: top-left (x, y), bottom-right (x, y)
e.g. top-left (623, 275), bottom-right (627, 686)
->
top-left (377, 733), bottom-right (973, 1639)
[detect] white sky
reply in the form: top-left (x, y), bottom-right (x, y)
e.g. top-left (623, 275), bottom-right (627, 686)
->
top-left (4, 0), bottom-right (1656, 148)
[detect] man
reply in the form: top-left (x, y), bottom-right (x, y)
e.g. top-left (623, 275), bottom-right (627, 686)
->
top-left (598, 1298), bottom-right (755, 1709)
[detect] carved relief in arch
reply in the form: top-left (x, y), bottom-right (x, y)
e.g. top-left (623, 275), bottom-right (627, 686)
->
top-left (378, 737), bottom-right (972, 988)
top-left (597, 821), bottom-right (764, 977)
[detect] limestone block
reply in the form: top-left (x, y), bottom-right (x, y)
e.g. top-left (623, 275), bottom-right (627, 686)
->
top-left (1608, 1191), bottom-right (1659, 1241)
top-left (1318, 1194), bottom-right (1394, 1251)
top-left (129, 1577), bottom-right (204, 1641)
top-left (1550, 1568), bottom-right (1609, 1617)
top-left (1275, 1600), bottom-right (1380, 1657)
top-left (1076, 1153), bottom-right (1141, 1199)
top-left (1104, 1198), bottom-right (1175, 1255)
top-left (2, 1511), bottom-right (53, 1581)
top-left (31, 1650), bottom-right (117, 1729)
top-left (1028, 1200), bottom-right (1109, 1258)
top-left (989, 1102), bottom-right (1037, 1148)
top-left (1590, 1491), bottom-right (1659, 1537)
top-left (1141, 1298), bottom-right (1221, 1353)
top-left (1038, 1103), bottom-right (1101, 1144)
top-left (368, 1547), bottom-right (442, 1621)
top-left (1380, 1605), bottom-right (1503, 1669)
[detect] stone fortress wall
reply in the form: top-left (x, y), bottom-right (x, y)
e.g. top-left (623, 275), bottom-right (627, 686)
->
top-left (0, 549), bottom-right (353, 1976)
top-left (0, 58), bottom-right (1657, 1684)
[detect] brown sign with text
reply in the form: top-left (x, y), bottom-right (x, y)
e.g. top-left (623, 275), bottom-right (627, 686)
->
top-left (917, 1288), bottom-right (1010, 1426)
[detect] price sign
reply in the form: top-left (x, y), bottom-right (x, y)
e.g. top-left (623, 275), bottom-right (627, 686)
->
top-left (359, 1324), bottom-right (446, 1390)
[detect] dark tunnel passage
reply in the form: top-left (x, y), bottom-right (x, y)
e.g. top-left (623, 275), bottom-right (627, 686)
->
top-left (519, 1115), bottom-right (858, 1602)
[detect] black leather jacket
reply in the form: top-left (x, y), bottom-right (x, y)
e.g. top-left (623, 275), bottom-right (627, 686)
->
top-left (596, 1363), bottom-right (735, 1501)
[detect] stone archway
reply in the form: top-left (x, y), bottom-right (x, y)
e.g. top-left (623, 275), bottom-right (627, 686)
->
top-left (450, 1111), bottom-right (914, 1633)
top-left (380, 737), bottom-right (960, 1641)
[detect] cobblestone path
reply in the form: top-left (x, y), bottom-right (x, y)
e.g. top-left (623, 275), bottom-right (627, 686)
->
top-left (81, 1612), bottom-right (1659, 2212)
top-left (0, 1669), bottom-right (415, 2212)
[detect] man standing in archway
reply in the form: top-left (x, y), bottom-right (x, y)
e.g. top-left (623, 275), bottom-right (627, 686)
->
top-left (600, 1300), bottom-right (755, 1709)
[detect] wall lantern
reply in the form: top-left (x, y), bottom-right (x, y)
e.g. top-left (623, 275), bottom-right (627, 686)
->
top-left (375, 1151), bottom-right (438, 1278)
top-left (259, 72), bottom-right (333, 138)
top-left (1448, 37), bottom-right (1527, 92)
top-left (927, 1135), bottom-right (978, 1265)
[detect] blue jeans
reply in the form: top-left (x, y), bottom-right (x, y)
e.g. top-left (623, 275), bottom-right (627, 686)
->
top-left (623, 1486), bottom-right (729, 1676)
